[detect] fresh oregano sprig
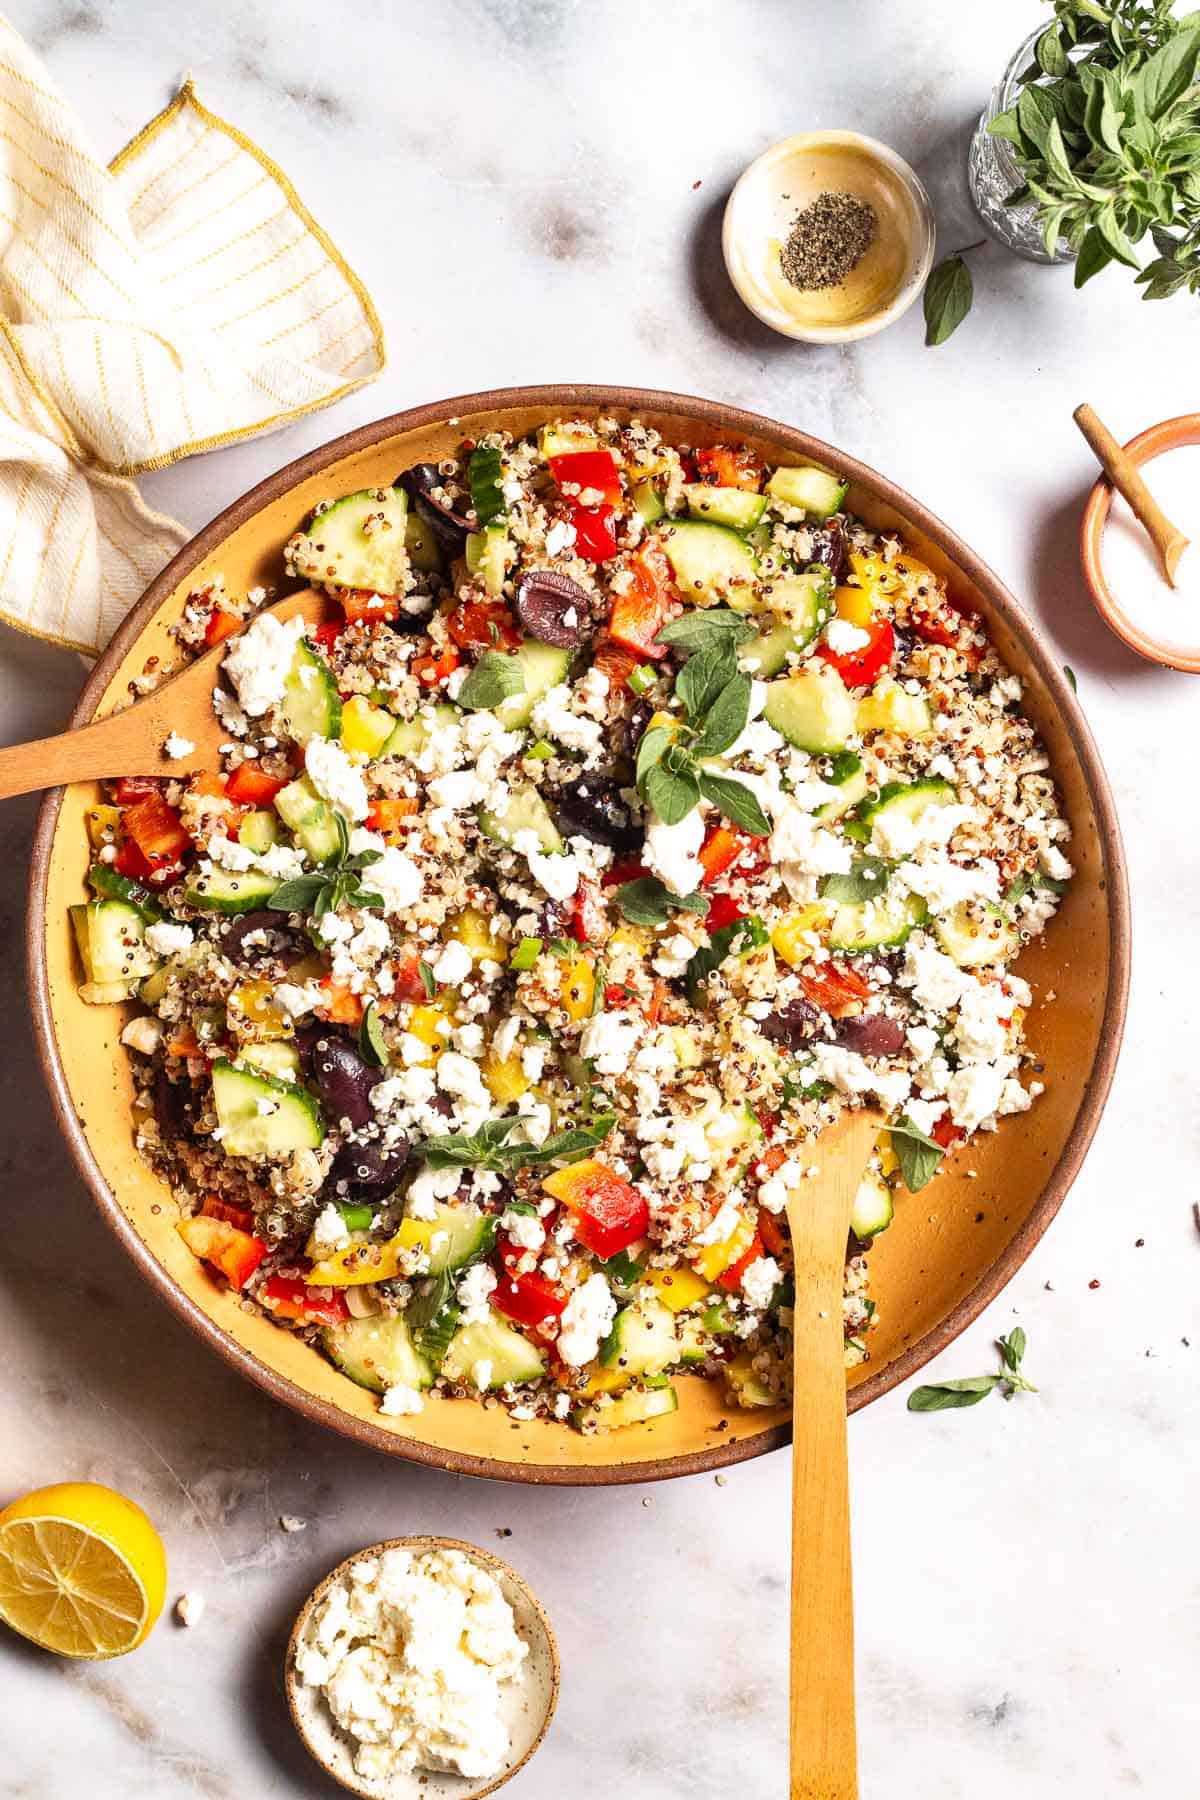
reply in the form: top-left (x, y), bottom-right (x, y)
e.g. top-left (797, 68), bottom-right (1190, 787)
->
top-left (634, 649), bottom-right (770, 836)
top-left (907, 1328), bottom-right (1038, 1411)
top-left (268, 812), bottom-right (384, 922)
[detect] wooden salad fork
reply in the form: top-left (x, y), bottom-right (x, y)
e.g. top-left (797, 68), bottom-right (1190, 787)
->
top-left (0, 588), bottom-right (327, 800)
top-left (785, 1104), bottom-right (884, 1800)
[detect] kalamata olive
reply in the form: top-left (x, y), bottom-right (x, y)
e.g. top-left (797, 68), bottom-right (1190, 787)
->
top-left (555, 778), bottom-right (643, 853)
top-left (758, 997), bottom-right (821, 1049)
top-left (154, 1067), bottom-right (191, 1140)
top-left (328, 1134), bottom-right (411, 1197)
top-left (396, 463), bottom-right (471, 552)
top-left (302, 1033), bottom-right (381, 1129)
top-left (809, 521), bottom-right (848, 584)
top-left (833, 1013), bottom-right (906, 1058)
top-left (515, 570), bottom-right (590, 648)
top-left (220, 910), bottom-right (295, 968)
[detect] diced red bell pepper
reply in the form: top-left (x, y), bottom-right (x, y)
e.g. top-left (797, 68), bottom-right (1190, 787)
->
top-left (225, 763), bottom-right (289, 807)
top-left (549, 449), bottom-right (622, 506)
top-left (571, 878), bottom-right (609, 945)
top-left (367, 797), bottom-right (420, 843)
top-left (318, 975), bottom-right (364, 1027)
top-left (411, 644), bottom-right (460, 686)
top-left (932, 1116), bottom-right (966, 1150)
top-left (447, 598), bottom-right (521, 651)
top-left (798, 960), bottom-right (872, 1019)
top-left (123, 791), bottom-right (192, 872)
top-left (204, 605), bottom-right (242, 649)
top-left (391, 951), bottom-right (431, 1003)
top-left (112, 776), bottom-right (163, 804)
top-left (909, 599), bottom-right (983, 669)
top-left (260, 1274), bottom-right (350, 1325)
top-left (590, 641), bottom-right (642, 689)
top-left (693, 444), bottom-right (764, 492)
top-left (601, 856), bottom-right (651, 888)
top-left (704, 892), bottom-right (746, 933)
top-left (542, 1158), bottom-right (648, 1259)
top-left (758, 1210), bottom-right (790, 1259)
top-left (699, 823), bottom-right (760, 886)
top-left (567, 500), bottom-right (618, 563)
top-left (814, 617), bottom-right (895, 688)
top-left (200, 1194), bottom-right (255, 1233)
top-left (177, 1214), bottom-right (267, 1291)
top-left (341, 588), bottom-right (401, 625)
top-left (312, 620), bottom-right (345, 655)
top-left (717, 1227), bottom-right (765, 1293)
top-left (492, 1239), bottom-right (568, 1326)
top-left (114, 837), bottom-right (180, 888)
top-left (609, 538), bottom-right (676, 656)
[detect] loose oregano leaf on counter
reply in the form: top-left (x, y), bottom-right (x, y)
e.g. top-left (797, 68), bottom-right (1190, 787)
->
top-left (923, 246), bottom-right (981, 346)
top-left (908, 1328), bottom-right (1037, 1412)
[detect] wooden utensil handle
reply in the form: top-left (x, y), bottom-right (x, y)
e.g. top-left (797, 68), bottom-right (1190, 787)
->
top-left (789, 1270), bottom-right (857, 1800)
top-left (1073, 402), bottom-right (1187, 580)
top-left (0, 709), bottom-right (187, 800)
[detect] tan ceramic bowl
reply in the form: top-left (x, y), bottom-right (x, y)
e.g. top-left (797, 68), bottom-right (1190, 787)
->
top-left (27, 386), bottom-right (1130, 1484)
top-left (285, 1536), bottom-right (559, 1800)
top-left (1080, 410), bottom-right (1200, 673)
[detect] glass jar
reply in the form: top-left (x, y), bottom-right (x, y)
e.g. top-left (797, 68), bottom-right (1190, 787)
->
top-left (968, 26), bottom-right (1075, 265)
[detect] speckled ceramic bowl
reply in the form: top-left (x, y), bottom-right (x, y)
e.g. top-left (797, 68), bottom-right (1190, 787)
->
top-left (285, 1535), bottom-right (558, 1800)
top-left (27, 385), bottom-right (1130, 1484)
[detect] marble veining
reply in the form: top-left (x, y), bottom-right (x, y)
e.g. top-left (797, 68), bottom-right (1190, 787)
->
top-left (1, 1), bottom-right (1197, 1794)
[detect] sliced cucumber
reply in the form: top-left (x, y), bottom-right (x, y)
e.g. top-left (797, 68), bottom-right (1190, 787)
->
top-left (571, 1385), bottom-right (679, 1432)
top-left (274, 775), bottom-right (340, 864)
top-left (657, 519), bottom-right (759, 605)
top-left (210, 1058), bottom-right (324, 1157)
top-left (139, 947), bottom-right (197, 1006)
top-left (539, 423), bottom-right (598, 457)
top-left (383, 702), bottom-right (459, 759)
top-left (238, 809), bottom-right (279, 855)
top-left (765, 464), bottom-right (848, 519)
top-left (828, 891), bottom-right (927, 952)
top-left (70, 899), bottom-right (158, 991)
top-left (405, 506), bottom-right (443, 573)
top-left (496, 639), bottom-right (573, 731)
top-left (478, 781), bottom-right (564, 854)
top-left (684, 485), bottom-right (767, 531)
top-left (763, 663), bottom-right (856, 753)
top-left (934, 901), bottom-right (1020, 967)
top-left (850, 1168), bottom-right (894, 1238)
top-left (465, 524), bottom-right (512, 598)
top-left (632, 480), bottom-right (666, 525)
top-left (678, 1316), bottom-right (708, 1365)
top-left (815, 755), bottom-right (871, 821)
top-left (238, 1041), bottom-right (303, 1082)
top-left (856, 684), bottom-right (933, 738)
top-left (394, 1203), bottom-right (496, 1274)
top-left (599, 1296), bottom-right (678, 1377)
top-left (741, 572), bottom-right (834, 672)
top-left (726, 1354), bottom-right (778, 1408)
top-left (323, 1313), bottom-right (432, 1394)
top-left (279, 640), bottom-right (342, 747)
top-left (291, 485), bottom-right (409, 595)
top-left (87, 863), bottom-right (163, 921)
top-left (440, 1312), bottom-right (546, 1388)
top-left (183, 864), bottom-right (279, 915)
top-left (860, 778), bottom-right (958, 852)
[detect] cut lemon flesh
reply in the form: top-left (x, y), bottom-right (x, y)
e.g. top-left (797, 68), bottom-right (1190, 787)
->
top-left (0, 1482), bottom-right (166, 1659)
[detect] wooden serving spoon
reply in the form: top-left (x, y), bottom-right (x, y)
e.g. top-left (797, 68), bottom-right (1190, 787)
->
top-left (1073, 403), bottom-right (1189, 586)
top-left (0, 588), bottom-right (328, 801)
top-left (785, 1103), bottom-right (884, 1800)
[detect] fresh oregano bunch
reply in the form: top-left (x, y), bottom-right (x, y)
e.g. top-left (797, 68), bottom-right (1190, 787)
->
top-left (635, 637), bottom-right (771, 835)
top-left (926, 0), bottom-right (1200, 342)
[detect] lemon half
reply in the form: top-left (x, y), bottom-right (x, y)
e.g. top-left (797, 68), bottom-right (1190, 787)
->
top-left (0, 1481), bottom-right (166, 1659)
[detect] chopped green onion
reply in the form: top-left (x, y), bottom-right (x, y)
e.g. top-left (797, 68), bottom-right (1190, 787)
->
top-left (525, 739), bottom-right (555, 761)
top-left (627, 664), bottom-right (657, 696)
top-left (511, 937), bottom-right (543, 971)
top-left (339, 1203), bottom-right (374, 1232)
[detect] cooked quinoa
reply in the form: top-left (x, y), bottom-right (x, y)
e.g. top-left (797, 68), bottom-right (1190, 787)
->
top-left (73, 417), bottom-right (1072, 1434)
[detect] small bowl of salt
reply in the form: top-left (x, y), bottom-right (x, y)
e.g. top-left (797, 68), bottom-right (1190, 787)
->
top-left (1080, 411), bottom-right (1200, 674)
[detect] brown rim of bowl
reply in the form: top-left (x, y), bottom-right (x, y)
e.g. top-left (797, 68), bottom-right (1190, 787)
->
top-left (284, 1534), bottom-right (560, 1800)
top-left (1080, 410), bottom-right (1200, 674)
top-left (25, 383), bottom-right (1132, 1485)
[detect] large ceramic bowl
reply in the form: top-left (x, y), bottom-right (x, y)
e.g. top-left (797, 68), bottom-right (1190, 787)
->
top-left (27, 386), bottom-right (1129, 1484)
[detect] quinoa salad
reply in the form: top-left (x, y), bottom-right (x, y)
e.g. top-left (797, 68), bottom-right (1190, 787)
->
top-left (72, 417), bottom-right (1073, 1433)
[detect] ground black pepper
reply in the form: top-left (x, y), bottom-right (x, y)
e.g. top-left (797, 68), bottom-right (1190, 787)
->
top-left (780, 190), bottom-right (877, 292)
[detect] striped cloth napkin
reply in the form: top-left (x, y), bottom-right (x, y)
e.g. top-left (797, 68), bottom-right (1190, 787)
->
top-left (0, 21), bottom-right (385, 655)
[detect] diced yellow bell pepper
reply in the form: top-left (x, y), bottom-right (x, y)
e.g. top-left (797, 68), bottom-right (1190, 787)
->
top-left (447, 906), bottom-right (505, 962)
top-left (229, 979), bottom-right (290, 1038)
top-left (876, 1135), bottom-right (900, 1179)
top-left (695, 1209), bottom-right (757, 1283)
top-left (834, 583), bottom-right (874, 628)
top-left (643, 1265), bottom-right (712, 1313)
top-left (668, 1026), bottom-right (702, 1069)
top-left (340, 693), bottom-right (397, 758)
top-left (85, 803), bottom-right (122, 849)
top-left (578, 1363), bottom-right (629, 1397)
top-left (847, 550), bottom-right (902, 595)
top-left (405, 1000), bottom-right (453, 1051)
top-left (560, 956), bottom-right (595, 1022)
top-left (770, 905), bottom-right (830, 968)
top-left (307, 1237), bottom-right (405, 1287)
top-left (608, 923), bottom-right (654, 958)
top-left (482, 1050), bottom-right (529, 1103)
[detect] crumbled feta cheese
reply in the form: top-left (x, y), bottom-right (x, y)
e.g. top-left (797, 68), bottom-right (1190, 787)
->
top-left (310, 1202), bottom-right (350, 1251)
top-left (500, 1207), bottom-right (546, 1251)
top-left (525, 848), bottom-right (580, 902)
top-left (770, 801), bottom-right (853, 876)
top-left (120, 1015), bottom-right (162, 1055)
top-left (644, 807), bottom-right (705, 896)
top-left (1039, 844), bottom-right (1074, 882)
top-left (222, 611), bottom-right (306, 716)
top-left (145, 920), bottom-right (193, 957)
top-left (946, 1059), bottom-right (1013, 1131)
top-left (808, 1043), bottom-right (912, 1113)
top-left (870, 802), bottom-right (977, 861)
top-left (369, 846), bottom-right (423, 915)
top-left (380, 1383), bottom-right (425, 1417)
top-left (652, 931), bottom-right (696, 978)
top-left (163, 731), bottom-right (195, 759)
top-left (428, 768), bottom-right (487, 811)
top-left (895, 857), bottom-right (1001, 915)
top-left (432, 938), bottom-right (473, 986)
top-left (306, 734), bottom-right (370, 821)
top-left (405, 1163), bottom-right (463, 1220)
top-left (902, 936), bottom-right (970, 1014)
top-left (175, 1592), bottom-right (205, 1628)
top-left (824, 619), bottom-right (870, 654)
top-left (556, 1273), bottom-right (617, 1367)
top-left (578, 1010), bottom-right (642, 1074)
top-left (456, 1262), bottom-right (498, 1326)
top-left (954, 980), bottom-right (1012, 1062)
top-left (472, 1360), bottom-right (494, 1392)
top-left (740, 1255), bottom-right (781, 1309)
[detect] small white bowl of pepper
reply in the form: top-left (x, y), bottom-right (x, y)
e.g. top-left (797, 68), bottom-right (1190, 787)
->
top-left (723, 130), bottom-right (935, 343)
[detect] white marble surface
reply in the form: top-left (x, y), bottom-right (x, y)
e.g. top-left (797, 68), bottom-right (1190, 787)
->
top-left (2, 2), bottom-right (1197, 1794)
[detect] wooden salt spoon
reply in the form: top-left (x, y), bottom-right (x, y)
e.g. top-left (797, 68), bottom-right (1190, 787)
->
top-left (785, 1103), bottom-right (884, 1800)
top-left (1074, 403), bottom-right (1189, 586)
top-left (0, 588), bottom-right (329, 800)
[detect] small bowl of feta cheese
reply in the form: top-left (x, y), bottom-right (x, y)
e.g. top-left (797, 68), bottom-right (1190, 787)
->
top-left (285, 1536), bottom-right (559, 1799)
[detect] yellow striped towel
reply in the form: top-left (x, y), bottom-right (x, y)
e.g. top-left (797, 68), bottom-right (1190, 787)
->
top-left (0, 23), bottom-right (385, 654)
